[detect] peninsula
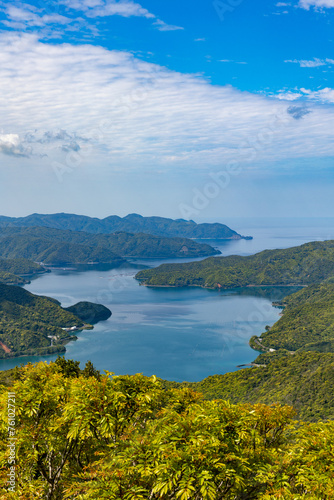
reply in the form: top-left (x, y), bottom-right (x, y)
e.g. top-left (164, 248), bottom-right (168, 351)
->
top-left (135, 240), bottom-right (334, 288)
top-left (0, 283), bottom-right (112, 359)
top-left (0, 226), bottom-right (220, 266)
top-left (0, 212), bottom-right (252, 240)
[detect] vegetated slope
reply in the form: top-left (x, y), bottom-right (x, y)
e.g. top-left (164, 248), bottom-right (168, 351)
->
top-left (0, 258), bottom-right (47, 285)
top-left (65, 301), bottom-right (111, 324)
top-left (1, 360), bottom-right (334, 499)
top-left (163, 351), bottom-right (334, 422)
top-left (255, 281), bottom-right (334, 351)
top-left (0, 257), bottom-right (45, 275)
top-left (0, 227), bottom-right (219, 264)
top-left (0, 283), bottom-right (85, 358)
top-left (0, 272), bottom-right (27, 285)
top-left (0, 212), bottom-right (250, 239)
top-left (0, 284), bottom-right (111, 359)
top-left (136, 240), bottom-right (334, 288)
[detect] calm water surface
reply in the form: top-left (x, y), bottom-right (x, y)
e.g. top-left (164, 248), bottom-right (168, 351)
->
top-left (0, 217), bottom-right (333, 381)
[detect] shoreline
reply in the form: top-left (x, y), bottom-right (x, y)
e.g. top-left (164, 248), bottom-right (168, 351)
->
top-left (138, 282), bottom-right (307, 290)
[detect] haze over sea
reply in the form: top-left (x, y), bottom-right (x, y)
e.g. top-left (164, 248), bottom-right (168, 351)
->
top-left (0, 217), bottom-right (333, 381)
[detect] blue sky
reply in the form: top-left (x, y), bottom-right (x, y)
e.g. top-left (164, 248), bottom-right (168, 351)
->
top-left (0, 0), bottom-right (333, 219)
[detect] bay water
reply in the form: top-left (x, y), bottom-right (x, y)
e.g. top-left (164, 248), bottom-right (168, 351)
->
top-left (0, 217), bottom-right (333, 381)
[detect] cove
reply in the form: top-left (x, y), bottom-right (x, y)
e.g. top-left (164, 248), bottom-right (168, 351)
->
top-left (0, 265), bottom-right (291, 382)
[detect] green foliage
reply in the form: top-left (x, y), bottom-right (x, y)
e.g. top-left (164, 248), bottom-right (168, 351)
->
top-left (0, 258), bottom-right (46, 284)
top-left (253, 349), bottom-right (291, 364)
top-left (0, 226), bottom-right (219, 264)
top-left (54, 357), bottom-right (101, 380)
top-left (65, 301), bottom-right (111, 324)
top-left (136, 240), bottom-right (334, 288)
top-left (0, 258), bottom-right (45, 275)
top-left (0, 212), bottom-right (246, 239)
top-left (1, 361), bottom-right (334, 499)
top-left (259, 282), bottom-right (334, 351)
top-left (0, 271), bottom-right (26, 285)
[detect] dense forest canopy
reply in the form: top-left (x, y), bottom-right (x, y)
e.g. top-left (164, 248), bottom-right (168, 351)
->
top-left (1, 360), bottom-right (334, 500)
top-left (0, 258), bottom-right (47, 285)
top-left (0, 226), bottom-right (219, 265)
top-left (136, 240), bottom-right (334, 288)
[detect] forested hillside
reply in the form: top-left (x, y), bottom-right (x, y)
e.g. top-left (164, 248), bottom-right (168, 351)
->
top-left (254, 280), bottom-right (334, 351)
top-left (163, 351), bottom-right (334, 422)
top-left (0, 284), bottom-right (110, 358)
top-left (136, 240), bottom-right (334, 288)
top-left (0, 212), bottom-right (249, 239)
top-left (0, 227), bottom-right (219, 264)
top-left (1, 360), bottom-right (333, 499)
top-left (0, 258), bottom-right (47, 284)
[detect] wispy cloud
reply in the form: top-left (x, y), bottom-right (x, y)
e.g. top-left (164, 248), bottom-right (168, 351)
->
top-left (153, 19), bottom-right (184, 32)
top-left (1, 34), bottom-right (334, 171)
top-left (76, 0), bottom-right (155, 19)
top-left (276, 87), bottom-right (334, 103)
top-left (4, 4), bottom-right (72, 27)
top-left (299, 0), bottom-right (334, 9)
top-left (0, 0), bottom-right (184, 35)
top-left (285, 57), bottom-right (334, 67)
top-left (219, 59), bottom-right (248, 64)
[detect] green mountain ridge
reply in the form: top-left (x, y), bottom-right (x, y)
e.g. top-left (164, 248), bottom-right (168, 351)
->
top-left (0, 226), bottom-right (219, 265)
top-left (0, 212), bottom-right (251, 239)
top-left (136, 240), bottom-right (334, 288)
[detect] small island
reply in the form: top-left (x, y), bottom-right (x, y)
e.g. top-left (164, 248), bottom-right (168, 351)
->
top-left (65, 301), bottom-right (112, 324)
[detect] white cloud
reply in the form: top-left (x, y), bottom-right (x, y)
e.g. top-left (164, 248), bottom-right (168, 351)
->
top-left (4, 4), bottom-right (73, 28)
top-left (1, 33), bottom-right (334, 171)
top-left (299, 0), bottom-right (334, 9)
top-left (276, 87), bottom-right (334, 103)
top-left (301, 87), bottom-right (334, 102)
top-left (153, 19), bottom-right (184, 32)
top-left (219, 59), bottom-right (248, 64)
top-left (80, 0), bottom-right (155, 19)
top-left (276, 90), bottom-right (304, 100)
top-left (0, 134), bottom-right (31, 157)
top-left (285, 57), bottom-right (334, 67)
top-left (0, 1), bottom-right (184, 34)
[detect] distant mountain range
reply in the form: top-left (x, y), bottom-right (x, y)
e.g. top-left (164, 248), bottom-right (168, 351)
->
top-left (0, 213), bottom-right (252, 240)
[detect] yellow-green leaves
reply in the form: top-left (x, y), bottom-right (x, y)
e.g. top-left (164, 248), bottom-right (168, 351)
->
top-left (1, 361), bottom-right (333, 500)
